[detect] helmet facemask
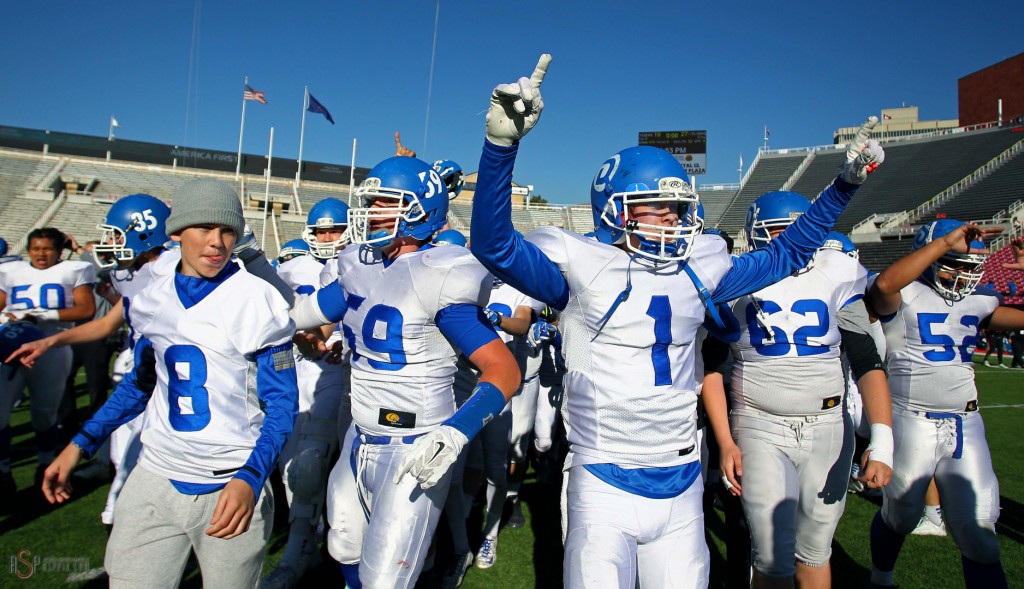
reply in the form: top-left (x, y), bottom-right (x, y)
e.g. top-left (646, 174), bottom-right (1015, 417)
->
top-left (93, 222), bottom-right (140, 268)
top-left (748, 214), bottom-right (802, 250)
top-left (927, 252), bottom-right (986, 302)
top-left (349, 178), bottom-right (427, 248)
top-left (302, 222), bottom-right (349, 260)
top-left (599, 177), bottom-right (701, 264)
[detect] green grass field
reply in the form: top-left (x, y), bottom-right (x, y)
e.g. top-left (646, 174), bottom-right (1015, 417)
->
top-left (1, 360), bottom-right (1021, 588)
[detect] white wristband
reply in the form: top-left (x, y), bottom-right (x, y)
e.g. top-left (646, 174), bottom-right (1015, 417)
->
top-left (866, 423), bottom-right (894, 469)
top-left (32, 309), bottom-right (60, 321)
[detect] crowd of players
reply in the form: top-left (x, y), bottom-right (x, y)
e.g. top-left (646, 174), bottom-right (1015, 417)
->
top-left (0, 54), bottom-right (1020, 589)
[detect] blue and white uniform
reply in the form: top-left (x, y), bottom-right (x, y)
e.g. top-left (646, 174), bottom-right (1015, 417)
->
top-left (323, 243), bottom-right (496, 588)
top-left (0, 258), bottom-right (95, 470)
top-left (470, 140), bottom-right (862, 589)
top-left (714, 248), bottom-right (866, 577)
top-left (876, 280), bottom-right (1002, 563)
top-left (71, 260), bottom-right (297, 589)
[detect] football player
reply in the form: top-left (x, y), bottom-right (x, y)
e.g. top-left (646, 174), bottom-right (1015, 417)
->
top-left (289, 156), bottom-right (521, 589)
top-left (703, 195), bottom-right (893, 589)
top-left (277, 239), bottom-right (311, 265)
top-left (469, 54), bottom-right (884, 588)
top-left (866, 220), bottom-right (1024, 589)
top-left (433, 159), bottom-right (466, 201)
top-left (263, 197), bottom-right (351, 589)
top-left (0, 236), bottom-right (20, 264)
top-left (41, 178), bottom-right (298, 589)
top-left (0, 227), bottom-right (96, 499)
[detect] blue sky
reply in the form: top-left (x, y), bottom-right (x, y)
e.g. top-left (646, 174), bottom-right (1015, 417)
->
top-left (1, 1), bottom-right (1020, 204)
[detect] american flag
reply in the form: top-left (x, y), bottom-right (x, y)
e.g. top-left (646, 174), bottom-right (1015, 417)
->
top-left (243, 85), bottom-right (268, 104)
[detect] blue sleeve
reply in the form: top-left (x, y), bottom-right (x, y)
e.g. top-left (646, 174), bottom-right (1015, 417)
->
top-left (436, 303), bottom-right (500, 357)
top-left (470, 141), bottom-right (570, 309)
top-left (711, 177), bottom-right (860, 304)
top-left (315, 281), bottom-right (348, 323)
top-left (234, 343), bottom-right (298, 500)
top-left (73, 337), bottom-right (156, 457)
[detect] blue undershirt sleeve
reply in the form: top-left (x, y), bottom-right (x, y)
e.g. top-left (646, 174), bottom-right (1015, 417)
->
top-left (73, 336), bottom-right (157, 457)
top-left (470, 141), bottom-right (570, 309)
top-left (315, 281), bottom-right (348, 323)
top-left (436, 303), bottom-right (500, 358)
top-left (234, 343), bottom-right (298, 500)
top-left (711, 177), bottom-right (860, 304)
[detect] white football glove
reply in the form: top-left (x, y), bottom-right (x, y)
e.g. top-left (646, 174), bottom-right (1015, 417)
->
top-left (485, 54), bottom-right (552, 147)
top-left (484, 308), bottom-right (502, 327)
top-left (527, 320), bottom-right (557, 351)
top-left (839, 116), bottom-right (885, 185)
top-left (394, 425), bottom-right (468, 490)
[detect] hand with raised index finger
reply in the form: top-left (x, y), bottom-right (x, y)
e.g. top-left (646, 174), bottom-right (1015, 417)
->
top-left (394, 131), bottom-right (416, 158)
top-left (839, 116), bottom-right (885, 184)
top-left (486, 54), bottom-right (552, 147)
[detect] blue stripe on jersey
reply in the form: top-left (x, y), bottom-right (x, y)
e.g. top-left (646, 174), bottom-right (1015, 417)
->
top-left (469, 141), bottom-right (571, 310)
top-left (73, 336), bottom-right (156, 457)
top-left (233, 343), bottom-right (298, 501)
top-left (841, 293), bottom-right (865, 309)
top-left (315, 281), bottom-right (349, 322)
top-left (173, 262), bottom-right (240, 309)
top-left (435, 303), bottom-right (500, 358)
top-left (583, 461), bottom-right (702, 499)
top-left (170, 480), bottom-right (224, 495)
top-left (710, 178), bottom-right (859, 305)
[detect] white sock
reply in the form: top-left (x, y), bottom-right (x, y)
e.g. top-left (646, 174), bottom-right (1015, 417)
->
top-left (924, 504), bottom-right (943, 526)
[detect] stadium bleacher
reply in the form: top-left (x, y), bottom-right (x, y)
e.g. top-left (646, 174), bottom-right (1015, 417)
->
top-left (715, 154), bottom-right (806, 233)
top-left (923, 152), bottom-right (1024, 224)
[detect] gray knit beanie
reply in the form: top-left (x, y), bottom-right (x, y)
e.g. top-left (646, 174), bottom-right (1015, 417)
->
top-left (166, 179), bottom-right (246, 237)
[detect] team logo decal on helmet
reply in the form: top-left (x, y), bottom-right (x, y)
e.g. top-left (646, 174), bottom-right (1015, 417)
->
top-left (432, 159), bottom-right (465, 200)
top-left (818, 231), bottom-right (859, 260)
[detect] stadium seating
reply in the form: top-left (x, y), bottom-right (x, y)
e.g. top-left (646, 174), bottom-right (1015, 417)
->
top-left (923, 152), bottom-right (1024, 223)
top-left (855, 239), bottom-right (915, 274)
top-left (0, 151), bottom-right (58, 197)
top-left (697, 184), bottom-right (739, 229)
top-left (981, 242), bottom-right (1024, 306)
top-left (715, 154), bottom-right (805, 233)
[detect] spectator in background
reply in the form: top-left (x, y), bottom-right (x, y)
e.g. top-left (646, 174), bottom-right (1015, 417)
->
top-left (982, 329), bottom-right (1007, 367)
top-left (1011, 330), bottom-right (1024, 369)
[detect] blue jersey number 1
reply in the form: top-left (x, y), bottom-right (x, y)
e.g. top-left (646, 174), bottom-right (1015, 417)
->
top-left (165, 345), bottom-right (211, 432)
top-left (646, 296), bottom-right (672, 386)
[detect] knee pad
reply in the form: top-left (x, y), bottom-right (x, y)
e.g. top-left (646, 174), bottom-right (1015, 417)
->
top-left (287, 442), bottom-right (331, 517)
top-left (564, 525), bottom-right (635, 588)
top-left (952, 522), bottom-right (1001, 564)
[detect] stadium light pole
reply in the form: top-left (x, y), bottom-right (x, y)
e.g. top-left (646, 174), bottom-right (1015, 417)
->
top-left (349, 137), bottom-right (357, 206)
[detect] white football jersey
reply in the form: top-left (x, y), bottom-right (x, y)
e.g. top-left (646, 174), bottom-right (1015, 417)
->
top-left (882, 280), bottom-right (999, 413)
top-left (721, 249), bottom-right (867, 416)
top-left (128, 266), bottom-right (295, 485)
top-left (112, 249), bottom-right (181, 347)
top-left (335, 245), bottom-right (492, 436)
top-left (276, 255), bottom-right (325, 299)
top-left (488, 282), bottom-right (539, 345)
top-left (0, 259), bottom-right (95, 335)
top-left (526, 226), bottom-right (731, 469)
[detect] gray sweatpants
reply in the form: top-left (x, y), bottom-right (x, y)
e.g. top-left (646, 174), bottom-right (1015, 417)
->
top-left (105, 465), bottom-right (273, 589)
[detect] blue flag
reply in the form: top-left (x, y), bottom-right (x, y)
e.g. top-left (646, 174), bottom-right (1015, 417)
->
top-left (307, 92), bottom-right (334, 125)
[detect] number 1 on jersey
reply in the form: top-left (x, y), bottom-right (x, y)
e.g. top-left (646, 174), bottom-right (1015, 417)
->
top-left (646, 296), bottom-right (672, 386)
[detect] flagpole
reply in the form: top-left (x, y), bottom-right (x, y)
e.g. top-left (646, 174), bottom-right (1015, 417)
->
top-left (263, 126), bottom-right (274, 247)
top-left (108, 115), bottom-right (116, 142)
top-left (236, 76), bottom-right (248, 180)
top-left (349, 137), bottom-right (357, 206)
top-left (297, 86), bottom-right (308, 187)
top-left (763, 126), bottom-right (769, 151)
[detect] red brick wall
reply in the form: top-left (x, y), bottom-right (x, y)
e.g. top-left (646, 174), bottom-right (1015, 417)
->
top-left (959, 53), bottom-right (1024, 126)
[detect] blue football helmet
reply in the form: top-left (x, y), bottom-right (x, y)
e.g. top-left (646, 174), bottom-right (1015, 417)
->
top-left (278, 239), bottom-right (311, 263)
top-left (0, 321), bottom-right (44, 366)
top-left (0, 237), bottom-right (7, 257)
top-left (913, 219), bottom-right (987, 301)
top-left (432, 229), bottom-right (467, 247)
top-left (349, 156), bottom-right (449, 248)
top-left (93, 194), bottom-right (171, 268)
top-left (745, 191), bottom-right (811, 250)
top-left (432, 159), bottom-right (465, 200)
top-left (302, 198), bottom-right (350, 260)
top-left (692, 202), bottom-right (706, 233)
top-left (590, 146), bottom-right (700, 263)
top-left (819, 231), bottom-right (859, 259)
